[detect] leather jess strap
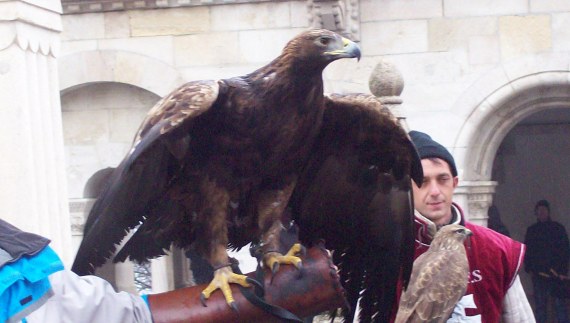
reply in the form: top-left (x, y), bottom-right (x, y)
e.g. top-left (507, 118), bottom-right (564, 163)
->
top-left (235, 261), bottom-right (303, 322)
top-left (147, 245), bottom-right (346, 323)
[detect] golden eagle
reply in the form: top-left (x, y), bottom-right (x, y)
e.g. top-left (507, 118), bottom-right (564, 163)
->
top-left (395, 224), bottom-right (472, 323)
top-left (71, 29), bottom-right (361, 308)
top-left (72, 29), bottom-right (423, 321)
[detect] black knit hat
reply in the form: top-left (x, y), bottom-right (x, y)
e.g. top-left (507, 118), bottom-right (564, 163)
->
top-left (409, 130), bottom-right (458, 177)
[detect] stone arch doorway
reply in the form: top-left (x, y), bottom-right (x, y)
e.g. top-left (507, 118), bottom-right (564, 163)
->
top-left (452, 52), bottom-right (570, 227)
top-left (455, 71), bottom-right (570, 226)
top-left (456, 71), bottom-right (570, 182)
top-left (453, 66), bottom-right (570, 303)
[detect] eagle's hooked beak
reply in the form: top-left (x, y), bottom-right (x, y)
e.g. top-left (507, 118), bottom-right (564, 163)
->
top-left (325, 37), bottom-right (361, 61)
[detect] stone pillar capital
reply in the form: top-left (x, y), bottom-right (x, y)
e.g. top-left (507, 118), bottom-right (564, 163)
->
top-left (454, 181), bottom-right (498, 227)
top-left (0, 0), bottom-right (62, 56)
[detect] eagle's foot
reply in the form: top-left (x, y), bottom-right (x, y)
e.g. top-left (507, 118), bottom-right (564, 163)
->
top-left (264, 243), bottom-right (304, 281)
top-left (199, 266), bottom-right (260, 310)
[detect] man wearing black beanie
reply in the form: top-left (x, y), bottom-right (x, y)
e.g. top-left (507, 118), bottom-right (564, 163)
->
top-left (399, 131), bottom-right (534, 322)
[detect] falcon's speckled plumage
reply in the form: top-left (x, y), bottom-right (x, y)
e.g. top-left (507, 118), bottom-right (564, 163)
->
top-left (395, 224), bottom-right (472, 323)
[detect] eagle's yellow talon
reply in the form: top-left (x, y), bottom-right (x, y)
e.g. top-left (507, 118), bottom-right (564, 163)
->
top-left (286, 243), bottom-right (304, 257)
top-left (229, 272), bottom-right (252, 287)
top-left (200, 266), bottom-right (252, 309)
top-left (220, 283), bottom-right (235, 306)
top-left (264, 244), bottom-right (304, 271)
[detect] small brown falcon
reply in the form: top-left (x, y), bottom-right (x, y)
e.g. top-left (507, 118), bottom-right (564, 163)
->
top-left (395, 224), bottom-right (472, 323)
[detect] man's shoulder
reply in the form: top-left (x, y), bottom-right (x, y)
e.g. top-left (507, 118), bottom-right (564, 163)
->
top-left (465, 221), bottom-right (523, 250)
top-left (464, 222), bottom-right (525, 282)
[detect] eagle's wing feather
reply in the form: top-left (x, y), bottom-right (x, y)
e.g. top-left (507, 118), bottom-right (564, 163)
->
top-left (290, 93), bottom-right (421, 322)
top-left (72, 80), bottom-right (219, 275)
top-left (131, 80), bottom-right (220, 160)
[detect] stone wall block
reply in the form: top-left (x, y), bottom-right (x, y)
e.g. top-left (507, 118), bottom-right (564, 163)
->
top-left (552, 13), bottom-right (570, 52)
top-left (531, 0), bottom-right (570, 12)
top-left (60, 39), bottom-right (98, 56)
top-left (290, 1), bottom-right (310, 28)
top-left (444, 0), bottom-right (528, 17)
top-left (109, 108), bottom-right (152, 143)
top-left (468, 35), bottom-right (500, 65)
top-left (63, 109), bottom-right (110, 144)
top-left (210, 2), bottom-right (291, 31)
top-left (174, 32), bottom-right (240, 67)
top-left (499, 15), bottom-right (551, 60)
top-left (104, 11), bottom-right (130, 38)
top-left (98, 36), bottom-right (174, 65)
top-left (129, 7), bottom-right (210, 37)
top-left (361, 20), bottom-right (428, 55)
top-left (360, 0), bottom-right (442, 22)
top-left (428, 17), bottom-right (497, 52)
top-left (61, 13), bottom-right (105, 40)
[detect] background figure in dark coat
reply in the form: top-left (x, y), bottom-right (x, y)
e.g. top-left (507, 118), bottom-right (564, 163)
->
top-left (524, 199), bottom-right (570, 323)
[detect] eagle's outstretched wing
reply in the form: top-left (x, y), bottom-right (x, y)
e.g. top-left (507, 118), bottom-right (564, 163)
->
top-left (289, 93), bottom-right (422, 322)
top-left (72, 80), bottom-right (220, 275)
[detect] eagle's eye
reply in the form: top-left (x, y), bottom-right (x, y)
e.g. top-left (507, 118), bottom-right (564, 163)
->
top-left (318, 37), bottom-right (331, 46)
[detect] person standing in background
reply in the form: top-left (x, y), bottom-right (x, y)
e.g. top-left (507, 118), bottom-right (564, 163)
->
top-left (525, 199), bottom-right (570, 323)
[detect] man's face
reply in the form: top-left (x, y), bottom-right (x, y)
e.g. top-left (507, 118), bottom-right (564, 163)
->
top-left (412, 158), bottom-right (458, 226)
top-left (536, 205), bottom-right (549, 222)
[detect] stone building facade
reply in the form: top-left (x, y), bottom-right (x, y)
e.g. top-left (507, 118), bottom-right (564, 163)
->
top-left (4, 0), bottom-right (570, 296)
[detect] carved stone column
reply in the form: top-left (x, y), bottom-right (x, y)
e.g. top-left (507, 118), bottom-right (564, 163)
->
top-left (368, 59), bottom-right (408, 130)
top-left (0, 0), bottom-right (73, 264)
top-left (453, 181), bottom-right (498, 227)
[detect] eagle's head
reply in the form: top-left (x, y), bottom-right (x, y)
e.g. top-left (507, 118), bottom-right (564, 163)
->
top-left (282, 29), bottom-right (361, 68)
top-left (431, 224), bottom-right (472, 251)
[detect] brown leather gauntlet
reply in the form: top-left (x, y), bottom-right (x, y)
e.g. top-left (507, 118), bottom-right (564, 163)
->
top-left (148, 245), bottom-right (346, 322)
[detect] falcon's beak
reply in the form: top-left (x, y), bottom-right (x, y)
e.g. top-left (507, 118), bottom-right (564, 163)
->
top-left (325, 37), bottom-right (361, 61)
top-left (464, 228), bottom-right (473, 248)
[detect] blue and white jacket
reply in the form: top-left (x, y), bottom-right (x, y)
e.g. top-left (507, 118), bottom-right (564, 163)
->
top-left (0, 219), bottom-right (151, 323)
